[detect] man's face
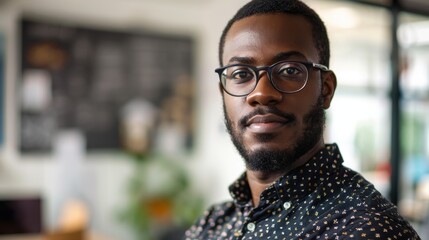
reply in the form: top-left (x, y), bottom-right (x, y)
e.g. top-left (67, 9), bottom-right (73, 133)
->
top-left (222, 14), bottom-right (334, 173)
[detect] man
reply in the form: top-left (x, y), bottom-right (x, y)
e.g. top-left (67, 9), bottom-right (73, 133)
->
top-left (185, 0), bottom-right (421, 239)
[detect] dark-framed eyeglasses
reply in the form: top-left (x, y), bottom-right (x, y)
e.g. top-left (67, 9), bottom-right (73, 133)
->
top-left (215, 61), bottom-right (329, 97)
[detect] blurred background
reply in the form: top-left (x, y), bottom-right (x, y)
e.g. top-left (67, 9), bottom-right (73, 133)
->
top-left (0, 0), bottom-right (428, 239)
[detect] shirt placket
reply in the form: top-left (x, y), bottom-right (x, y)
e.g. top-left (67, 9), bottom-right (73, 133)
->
top-left (231, 209), bottom-right (256, 239)
top-left (230, 204), bottom-right (251, 240)
top-left (236, 195), bottom-right (285, 239)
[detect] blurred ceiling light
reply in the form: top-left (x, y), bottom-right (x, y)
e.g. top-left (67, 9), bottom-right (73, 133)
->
top-left (324, 7), bottom-right (359, 29)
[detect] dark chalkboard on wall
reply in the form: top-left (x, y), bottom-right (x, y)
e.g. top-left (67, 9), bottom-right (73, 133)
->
top-left (20, 19), bottom-right (195, 153)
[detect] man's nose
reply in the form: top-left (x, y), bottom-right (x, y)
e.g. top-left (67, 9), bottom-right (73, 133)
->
top-left (246, 74), bottom-right (283, 106)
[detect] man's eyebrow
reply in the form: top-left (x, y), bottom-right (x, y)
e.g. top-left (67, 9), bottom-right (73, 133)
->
top-left (226, 51), bottom-right (307, 65)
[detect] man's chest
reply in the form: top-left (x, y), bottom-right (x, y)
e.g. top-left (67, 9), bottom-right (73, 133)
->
top-left (200, 197), bottom-right (354, 240)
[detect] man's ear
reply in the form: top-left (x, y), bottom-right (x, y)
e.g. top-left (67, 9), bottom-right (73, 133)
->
top-left (321, 71), bottom-right (337, 109)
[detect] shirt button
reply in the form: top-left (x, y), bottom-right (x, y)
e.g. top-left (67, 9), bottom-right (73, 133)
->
top-left (247, 222), bottom-right (256, 232)
top-left (283, 201), bottom-right (292, 210)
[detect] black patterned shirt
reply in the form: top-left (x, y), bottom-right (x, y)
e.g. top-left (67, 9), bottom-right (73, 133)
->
top-left (185, 144), bottom-right (420, 239)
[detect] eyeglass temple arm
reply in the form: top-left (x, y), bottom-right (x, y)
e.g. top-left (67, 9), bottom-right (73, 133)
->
top-left (312, 63), bottom-right (329, 72)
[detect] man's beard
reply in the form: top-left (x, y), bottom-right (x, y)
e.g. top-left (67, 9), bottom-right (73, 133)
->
top-left (223, 95), bottom-right (325, 173)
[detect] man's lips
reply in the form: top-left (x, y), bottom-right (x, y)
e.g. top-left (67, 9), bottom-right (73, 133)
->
top-left (246, 114), bottom-right (292, 133)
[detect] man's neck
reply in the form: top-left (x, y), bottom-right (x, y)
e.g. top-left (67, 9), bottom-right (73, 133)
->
top-left (246, 139), bottom-right (325, 207)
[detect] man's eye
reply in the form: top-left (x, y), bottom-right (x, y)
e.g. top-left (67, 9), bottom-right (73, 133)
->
top-left (279, 67), bottom-right (301, 75)
top-left (275, 63), bottom-right (306, 81)
top-left (229, 69), bottom-right (254, 82)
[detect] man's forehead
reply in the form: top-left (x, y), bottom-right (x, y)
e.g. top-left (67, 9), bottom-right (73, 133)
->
top-left (223, 14), bottom-right (319, 65)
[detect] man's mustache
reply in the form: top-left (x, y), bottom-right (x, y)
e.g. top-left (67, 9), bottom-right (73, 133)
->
top-left (239, 107), bottom-right (296, 127)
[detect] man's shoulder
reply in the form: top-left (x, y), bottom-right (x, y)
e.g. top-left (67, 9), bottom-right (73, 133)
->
top-left (201, 200), bottom-right (237, 218)
top-left (184, 200), bottom-right (237, 239)
top-left (323, 166), bottom-right (421, 239)
top-left (337, 208), bottom-right (420, 239)
top-left (189, 200), bottom-right (238, 224)
top-left (334, 166), bottom-right (393, 209)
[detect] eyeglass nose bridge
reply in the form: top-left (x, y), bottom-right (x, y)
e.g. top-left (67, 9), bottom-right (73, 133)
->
top-left (253, 65), bottom-right (272, 81)
top-left (252, 65), bottom-right (282, 93)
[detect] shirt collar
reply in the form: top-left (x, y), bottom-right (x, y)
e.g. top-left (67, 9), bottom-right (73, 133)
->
top-left (229, 143), bottom-right (343, 207)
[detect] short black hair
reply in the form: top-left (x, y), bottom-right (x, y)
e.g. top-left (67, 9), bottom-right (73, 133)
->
top-left (219, 0), bottom-right (330, 67)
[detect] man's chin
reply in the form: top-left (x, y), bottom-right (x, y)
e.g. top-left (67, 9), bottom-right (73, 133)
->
top-left (243, 149), bottom-right (296, 173)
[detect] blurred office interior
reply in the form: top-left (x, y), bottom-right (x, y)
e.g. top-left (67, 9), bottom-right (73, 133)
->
top-left (0, 0), bottom-right (428, 239)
